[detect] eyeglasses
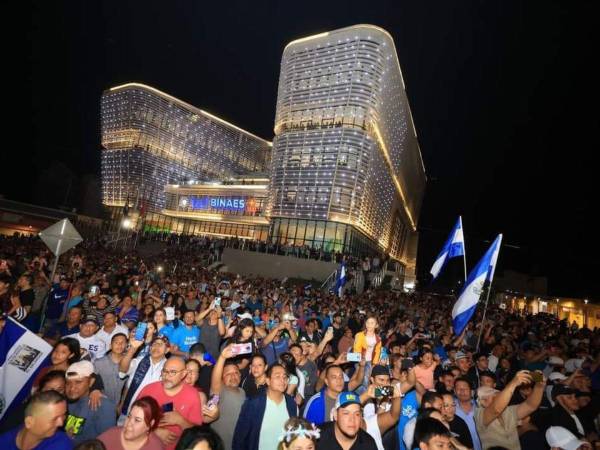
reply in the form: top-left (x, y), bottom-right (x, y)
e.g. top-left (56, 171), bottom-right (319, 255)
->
top-left (161, 369), bottom-right (185, 377)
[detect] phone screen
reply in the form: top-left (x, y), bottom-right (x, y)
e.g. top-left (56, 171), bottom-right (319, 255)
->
top-left (231, 343), bottom-right (253, 355)
top-left (134, 322), bottom-right (148, 341)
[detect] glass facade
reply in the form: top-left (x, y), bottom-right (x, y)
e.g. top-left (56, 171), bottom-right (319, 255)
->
top-left (270, 217), bottom-right (386, 256)
top-left (270, 25), bottom-right (426, 267)
top-left (101, 83), bottom-right (271, 213)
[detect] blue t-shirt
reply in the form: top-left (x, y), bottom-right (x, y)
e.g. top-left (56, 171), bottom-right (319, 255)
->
top-left (171, 325), bottom-right (201, 352)
top-left (0, 428), bottom-right (73, 450)
top-left (262, 338), bottom-right (290, 365)
top-left (46, 285), bottom-right (70, 320)
top-left (397, 390), bottom-right (419, 450)
top-left (157, 324), bottom-right (174, 341)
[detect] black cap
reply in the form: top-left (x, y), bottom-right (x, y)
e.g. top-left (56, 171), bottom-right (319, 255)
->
top-left (371, 365), bottom-right (390, 377)
top-left (81, 315), bottom-right (99, 325)
top-left (551, 384), bottom-right (576, 400)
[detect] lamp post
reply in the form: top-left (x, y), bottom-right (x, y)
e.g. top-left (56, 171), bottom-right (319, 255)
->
top-left (555, 298), bottom-right (560, 318)
top-left (584, 299), bottom-right (588, 327)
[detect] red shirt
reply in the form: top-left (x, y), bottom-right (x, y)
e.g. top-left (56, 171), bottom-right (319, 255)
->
top-left (136, 381), bottom-right (202, 450)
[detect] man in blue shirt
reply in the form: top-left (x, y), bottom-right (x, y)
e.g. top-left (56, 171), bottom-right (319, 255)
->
top-left (171, 310), bottom-right (201, 357)
top-left (0, 390), bottom-right (73, 450)
top-left (44, 278), bottom-right (71, 331)
top-left (43, 305), bottom-right (82, 345)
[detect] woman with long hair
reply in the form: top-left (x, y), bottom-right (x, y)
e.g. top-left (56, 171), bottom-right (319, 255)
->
top-left (279, 352), bottom-right (305, 404)
top-left (33, 337), bottom-right (80, 389)
top-left (224, 317), bottom-right (256, 371)
top-left (353, 315), bottom-right (382, 389)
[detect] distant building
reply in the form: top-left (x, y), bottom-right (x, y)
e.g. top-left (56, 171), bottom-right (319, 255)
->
top-left (100, 83), bottom-right (271, 213)
top-left (270, 24), bottom-right (426, 279)
top-left (100, 25), bottom-right (427, 280)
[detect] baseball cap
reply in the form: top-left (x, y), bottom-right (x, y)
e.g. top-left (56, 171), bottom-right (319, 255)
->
top-left (66, 360), bottom-right (95, 379)
top-left (81, 315), bottom-right (99, 325)
top-left (282, 313), bottom-right (297, 321)
top-left (237, 312), bottom-right (253, 321)
top-left (228, 301), bottom-right (241, 310)
top-left (549, 372), bottom-right (568, 382)
top-left (455, 351), bottom-right (469, 361)
top-left (335, 392), bottom-right (361, 410)
top-left (477, 386), bottom-right (499, 399)
top-left (152, 334), bottom-right (170, 345)
top-left (545, 426), bottom-right (586, 450)
top-left (547, 356), bottom-right (565, 366)
top-left (371, 365), bottom-right (390, 377)
top-left (552, 384), bottom-right (576, 400)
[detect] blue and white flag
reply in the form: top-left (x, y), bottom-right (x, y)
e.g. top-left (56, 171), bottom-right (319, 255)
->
top-left (430, 216), bottom-right (466, 280)
top-left (452, 234), bottom-right (503, 335)
top-left (0, 317), bottom-right (52, 420)
top-left (335, 263), bottom-right (347, 297)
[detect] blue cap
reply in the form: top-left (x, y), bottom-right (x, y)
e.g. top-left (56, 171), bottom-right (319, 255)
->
top-left (335, 391), bottom-right (361, 409)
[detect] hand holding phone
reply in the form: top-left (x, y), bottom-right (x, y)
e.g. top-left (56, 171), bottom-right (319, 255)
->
top-left (230, 342), bottom-right (253, 356)
top-left (374, 385), bottom-right (393, 398)
top-left (347, 352), bottom-right (362, 362)
top-left (165, 307), bottom-right (175, 321)
top-left (134, 322), bottom-right (148, 341)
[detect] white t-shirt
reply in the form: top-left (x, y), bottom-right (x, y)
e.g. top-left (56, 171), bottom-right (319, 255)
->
top-left (364, 400), bottom-right (391, 450)
top-left (96, 324), bottom-right (129, 350)
top-left (67, 332), bottom-right (107, 361)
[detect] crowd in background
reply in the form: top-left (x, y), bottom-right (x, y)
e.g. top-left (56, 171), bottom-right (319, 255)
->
top-left (1, 233), bottom-right (599, 450)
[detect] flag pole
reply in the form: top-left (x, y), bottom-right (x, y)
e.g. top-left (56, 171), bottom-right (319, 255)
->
top-left (475, 283), bottom-right (493, 352)
top-left (460, 217), bottom-right (467, 282)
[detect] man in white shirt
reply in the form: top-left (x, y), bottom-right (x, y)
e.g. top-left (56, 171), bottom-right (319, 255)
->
top-left (67, 315), bottom-right (107, 361)
top-left (95, 311), bottom-right (128, 350)
top-left (116, 334), bottom-right (169, 425)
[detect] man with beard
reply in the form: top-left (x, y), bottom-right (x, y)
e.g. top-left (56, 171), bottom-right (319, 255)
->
top-left (316, 391), bottom-right (377, 450)
top-left (64, 360), bottom-right (116, 444)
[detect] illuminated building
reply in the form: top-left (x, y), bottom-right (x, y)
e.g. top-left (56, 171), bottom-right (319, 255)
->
top-left (162, 175), bottom-right (270, 240)
top-left (101, 83), bottom-right (271, 213)
top-left (100, 25), bottom-right (426, 277)
top-left (269, 25), bottom-right (426, 276)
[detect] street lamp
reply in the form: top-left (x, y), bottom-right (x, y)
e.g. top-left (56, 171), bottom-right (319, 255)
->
top-left (555, 298), bottom-right (560, 318)
top-left (584, 299), bottom-right (588, 327)
top-left (122, 218), bottom-right (132, 229)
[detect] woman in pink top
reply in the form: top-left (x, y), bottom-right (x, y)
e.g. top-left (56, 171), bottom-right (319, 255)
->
top-left (413, 349), bottom-right (439, 390)
top-left (98, 396), bottom-right (164, 450)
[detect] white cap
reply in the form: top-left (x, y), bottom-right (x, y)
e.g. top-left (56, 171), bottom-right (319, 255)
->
top-left (546, 426), bottom-right (586, 450)
top-left (237, 312), bottom-right (253, 321)
top-left (547, 356), bottom-right (565, 366)
top-left (66, 360), bottom-right (95, 379)
top-left (282, 313), bottom-right (297, 321)
top-left (549, 372), bottom-right (568, 382)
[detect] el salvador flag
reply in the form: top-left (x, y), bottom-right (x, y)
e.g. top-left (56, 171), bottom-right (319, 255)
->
top-left (0, 317), bottom-right (52, 420)
top-left (335, 263), bottom-right (346, 297)
top-left (452, 234), bottom-right (503, 335)
top-left (430, 216), bottom-right (465, 280)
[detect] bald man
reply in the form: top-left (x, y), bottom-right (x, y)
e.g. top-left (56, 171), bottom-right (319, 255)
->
top-left (136, 356), bottom-right (203, 450)
top-left (0, 390), bottom-right (73, 449)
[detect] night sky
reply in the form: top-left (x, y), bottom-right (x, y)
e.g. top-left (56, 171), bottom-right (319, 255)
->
top-left (16, 1), bottom-right (598, 298)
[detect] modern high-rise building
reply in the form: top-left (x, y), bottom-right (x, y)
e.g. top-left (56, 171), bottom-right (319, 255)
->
top-left (100, 83), bottom-right (271, 212)
top-left (269, 25), bottom-right (426, 276)
top-left (100, 25), bottom-right (426, 281)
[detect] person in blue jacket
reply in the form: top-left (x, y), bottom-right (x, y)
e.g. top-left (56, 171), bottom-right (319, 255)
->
top-left (232, 363), bottom-right (299, 450)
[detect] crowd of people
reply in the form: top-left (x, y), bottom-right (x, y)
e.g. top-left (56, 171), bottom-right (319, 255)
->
top-left (0, 233), bottom-right (599, 450)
